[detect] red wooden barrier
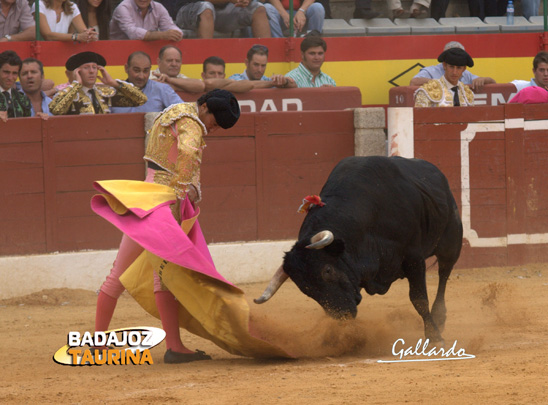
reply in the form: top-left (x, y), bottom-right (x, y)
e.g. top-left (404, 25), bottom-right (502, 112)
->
top-left (0, 110), bottom-right (355, 255)
top-left (388, 103), bottom-right (548, 268)
top-left (177, 87), bottom-right (362, 112)
top-left (389, 83), bottom-right (518, 107)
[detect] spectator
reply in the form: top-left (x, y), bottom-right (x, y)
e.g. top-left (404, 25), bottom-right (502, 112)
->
top-left (229, 44), bottom-right (271, 81)
top-left (467, 0), bottom-right (502, 20)
top-left (201, 55), bottom-right (252, 92)
top-left (389, 0), bottom-right (429, 18)
top-left (353, 0), bottom-right (379, 18)
top-left (522, 0), bottom-right (539, 19)
top-left (18, 58), bottom-right (52, 118)
top-left (263, 0), bottom-right (325, 37)
top-left (410, 41), bottom-right (496, 92)
top-left (0, 0), bottom-right (35, 42)
top-left (317, 0), bottom-right (379, 20)
top-left (229, 44), bottom-right (290, 87)
top-left (150, 45), bottom-right (204, 93)
top-left (202, 56), bottom-right (226, 79)
top-left (316, 0), bottom-right (330, 17)
top-left (511, 51), bottom-right (548, 92)
top-left (49, 51), bottom-right (147, 115)
top-left (309, 0), bottom-right (375, 19)
top-left (75, 0), bottom-right (112, 40)
top-left (430, 0), bottom-right (447, 19)
top-left (45, 68), bottom-right (75, 98)
top-left (174, 0), bottom-right (271, 39)
top-left (155, 0), bottom-right (183, 20)
top-left (432, 0), bottom-right (503, 19)
top-left (200, 55), bottom-right (287, 92)
top-left (111, 51), bottom-right (183, 113)
top-left (0, 50), bottom-right (31, 121)
top-left (285, 34), bottom-right (335, 88)
top-left (31, 0), bottom-right (98, 42)
top-left (414, 47), bottom-right (475, 107)
top-left (110, 0), bottom-right (183, 41)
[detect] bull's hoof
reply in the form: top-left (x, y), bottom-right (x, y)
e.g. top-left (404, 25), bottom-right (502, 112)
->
top-left (426, 335), bottom-right (445, 348)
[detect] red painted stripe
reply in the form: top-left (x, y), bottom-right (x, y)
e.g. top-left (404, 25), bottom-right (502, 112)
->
top-left (0, 33), bottom-right (541, 67)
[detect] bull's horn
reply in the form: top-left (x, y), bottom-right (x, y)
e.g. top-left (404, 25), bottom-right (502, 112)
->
top-left (306, 230), bottom-right (334, 249)
top-left (254, 265), bottom-right (289, 304)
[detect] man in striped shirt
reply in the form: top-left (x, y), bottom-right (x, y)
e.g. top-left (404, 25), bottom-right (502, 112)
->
top-left (285, 35), bottom-right (335, 88)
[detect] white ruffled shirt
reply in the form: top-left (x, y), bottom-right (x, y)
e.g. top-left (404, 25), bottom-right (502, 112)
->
top-left (32, 1), bottom-right (81, 34)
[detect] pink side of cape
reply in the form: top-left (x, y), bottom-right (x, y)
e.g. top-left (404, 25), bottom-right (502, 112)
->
top-left (91, 193), bottom-right (238, 290)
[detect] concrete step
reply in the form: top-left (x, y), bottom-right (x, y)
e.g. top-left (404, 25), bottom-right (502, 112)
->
top-left (329, 0), bottom-right (538, 20)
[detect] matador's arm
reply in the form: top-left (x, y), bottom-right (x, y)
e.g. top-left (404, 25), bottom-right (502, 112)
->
top-left (109, 80), bottom-right (148, 107)
top-left (169, 118), bottom-right (204, 202)
top-left (48, 82), bottom-right (81, 115)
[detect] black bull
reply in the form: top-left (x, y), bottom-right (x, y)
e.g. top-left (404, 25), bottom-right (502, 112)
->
top-left (255, 156), bottom-right (463, 343)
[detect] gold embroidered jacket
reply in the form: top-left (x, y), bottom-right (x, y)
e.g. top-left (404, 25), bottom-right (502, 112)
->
top-left (414, 77), bottom-right (474, 108)
top-left (144, 103), bottom-right (207, 201)
top-left (49, 80), bottom-right (147, 115)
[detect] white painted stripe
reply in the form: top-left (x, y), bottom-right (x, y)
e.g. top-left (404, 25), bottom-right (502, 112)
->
top-left (460, 123), bottom-right (504, 248)
top-left (504, 118), bottom-right (524, 129)
top-left (508, 233), bottom-right (548, 245)
top-left (387, 107), bottom-right (414, 158)
top-left (0, 240), bottom-right (295, 299)
top-left (524, 120), bottom-right (548, 131)
top-left (459, 122), bottom-right (548, 248)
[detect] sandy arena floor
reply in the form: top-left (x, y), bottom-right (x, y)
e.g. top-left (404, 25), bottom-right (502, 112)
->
top-left (1, 264), bottom-right (547, 404)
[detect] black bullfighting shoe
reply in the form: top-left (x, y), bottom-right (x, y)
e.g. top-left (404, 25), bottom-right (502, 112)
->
top-left (353, 8), bottom-right (380, 19)
top-left (164, 349), bottom-right (212, 364)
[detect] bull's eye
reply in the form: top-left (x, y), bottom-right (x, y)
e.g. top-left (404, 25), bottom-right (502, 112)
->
top-left (321, 265), bottom-right (337, 282)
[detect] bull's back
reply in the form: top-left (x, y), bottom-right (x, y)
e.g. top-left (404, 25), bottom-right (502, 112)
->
top-left (321, 156), bottom-right (450, 200)
top-left (317, 156), bottom-right (459, 256)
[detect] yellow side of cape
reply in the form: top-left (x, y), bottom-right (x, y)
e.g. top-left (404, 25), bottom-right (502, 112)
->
top-left (116, 200), bottom-right (291, 359)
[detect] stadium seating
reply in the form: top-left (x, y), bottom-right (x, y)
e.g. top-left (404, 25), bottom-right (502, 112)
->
top-left (349, 18), bottom-right (411, 36)
top-left (484, 16), bottom-right (539, 32)
top-left (393, 18), bottom-right (455, 34)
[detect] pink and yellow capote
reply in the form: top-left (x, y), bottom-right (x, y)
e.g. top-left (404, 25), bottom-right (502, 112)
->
top-left (91, 179), bottom-right (290, 358)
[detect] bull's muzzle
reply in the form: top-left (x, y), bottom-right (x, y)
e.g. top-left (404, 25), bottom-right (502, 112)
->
top-left (254, 265), bottom-right (289, 304)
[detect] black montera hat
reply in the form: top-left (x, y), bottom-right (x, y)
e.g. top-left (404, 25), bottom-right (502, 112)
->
top-left (205, 89), bottom-right (240, 129)
top-left (65, 51), bottom-right (107, 71)
top-left (437, 48), bottom-right (474, 68)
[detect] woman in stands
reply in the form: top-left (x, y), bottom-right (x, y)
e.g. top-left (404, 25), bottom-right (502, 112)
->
top-left (32, 0), bottom-right (98, 42)
top-left (76, 0), bottom-right (112, 40)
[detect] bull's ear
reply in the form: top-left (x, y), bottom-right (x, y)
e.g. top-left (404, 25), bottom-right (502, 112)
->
top-left (326, 239), bottom-right (345, 256)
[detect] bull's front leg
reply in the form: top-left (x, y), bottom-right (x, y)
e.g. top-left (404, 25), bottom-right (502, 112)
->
top-left (403, 258), bottom-right (444, 345)
top-left (430, 260), bottom-right (454, 334)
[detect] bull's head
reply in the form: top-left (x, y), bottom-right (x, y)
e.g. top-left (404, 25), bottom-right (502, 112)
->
top-left (254, 230), bottom-right (362, 319)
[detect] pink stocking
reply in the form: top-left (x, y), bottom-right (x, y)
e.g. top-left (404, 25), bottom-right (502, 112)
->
top-left (95, 291), bottom-right (117, 332)
top-left (154, 290), bottom-right (191, 354)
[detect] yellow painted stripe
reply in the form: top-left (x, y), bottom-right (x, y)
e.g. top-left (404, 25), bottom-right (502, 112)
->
top-left (44, 57), bottom-right (534, 106)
